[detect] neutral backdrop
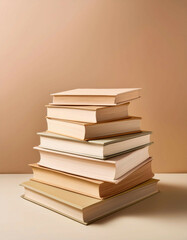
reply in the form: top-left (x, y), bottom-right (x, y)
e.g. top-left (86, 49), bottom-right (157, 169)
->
top-left (0, 0), bottom-right (186, 173)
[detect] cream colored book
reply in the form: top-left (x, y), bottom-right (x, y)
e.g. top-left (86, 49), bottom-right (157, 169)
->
top-left (34, 146), bottom-right (150, 183)
top-left (38, 131), bottom-right (152, 159)
top-left (46, 103), bottom-right (129, 123)
top-left (50, 88), bottom-right (141, 106)
top-left (21, 179), bottom-right (159, 225)
top-left (46, 116), bottom-right (141, 140)
top-left (30, 160), bottom-right (154, 199)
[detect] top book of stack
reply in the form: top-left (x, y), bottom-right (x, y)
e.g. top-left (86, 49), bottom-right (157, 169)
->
top-left (50, 88), bottom-right (141, 106)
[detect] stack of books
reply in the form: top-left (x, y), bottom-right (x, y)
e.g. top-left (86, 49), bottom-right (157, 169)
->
top-left (21, 88), bottom-right (159, 225)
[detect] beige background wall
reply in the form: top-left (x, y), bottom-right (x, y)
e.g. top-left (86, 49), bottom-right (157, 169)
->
top-left (0, 0), bottom-right (187, 173)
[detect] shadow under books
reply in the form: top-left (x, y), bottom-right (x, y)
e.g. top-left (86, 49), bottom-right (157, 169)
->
top-left (94, 182), bottom-right (187, 225)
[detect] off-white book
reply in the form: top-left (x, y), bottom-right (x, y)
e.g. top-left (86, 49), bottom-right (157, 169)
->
top-left (50, 88), bottom-right (141, 105)
top-left (21, 179), bottom-right (159, 225)
top-left (46, 103), bottom-right (129, 123)
top-left (46, 116), bottom-right (141, 140)
top-left (38, 131), bottom-right (152, 159)
top-left (30, 160), bottom-right (154, 199)
top-left (34, 146), bottom-right (150, 183)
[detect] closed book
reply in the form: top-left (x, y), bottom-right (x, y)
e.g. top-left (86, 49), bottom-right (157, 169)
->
top-left (46, 103), bottom-right (129, 123)
top-left (21, 179), bottom-right (159, 225)
top-left (50, 88), bottom-right (141, 106)
top-left (34, 146), bottom-right (150, 183)
top-left (30, 160), bottom-right (154, 199)
top-left (38, 131), bottom-right (152, 159)
top-left (46, 116), bottom-right (141, 140)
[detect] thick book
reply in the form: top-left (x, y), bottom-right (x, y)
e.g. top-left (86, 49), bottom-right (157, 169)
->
top-left (50, 88), bottom-right (141, 106)
top-left (46, 103), bottom-right (129, 123)
top-left (30, 160), bottom-right (154, 199)
top-left (46, 116), bottom-right (141, 140)
top-left (21, 179), bottom-right (159, 225)
top-left (38, 131), bottom-right (152, 159)
top-left (34, 146), bottom-right (150, 183)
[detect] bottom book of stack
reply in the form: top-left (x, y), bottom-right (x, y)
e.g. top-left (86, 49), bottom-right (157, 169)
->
top-left (21, 171), bottom-right (159, 225)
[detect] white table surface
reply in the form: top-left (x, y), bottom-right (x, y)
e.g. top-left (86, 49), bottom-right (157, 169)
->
top-left (0, 173), bottom-right (187, 240)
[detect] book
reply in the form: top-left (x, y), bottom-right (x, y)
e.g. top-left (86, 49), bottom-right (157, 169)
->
top-left (21, 178), bottom-right (159, 225)
top-left (50, 88), bottom-right (141, 106)
top-left (38, 131), bottom-right (152, 159)
top-left (34, 146), bottom-right (150, 183)
top-left (46, 116), bottom-right (141, 140)
top-left (46, 103), bottom-right (129, 123)
top-left (30, 160), bottom-right (154, 199)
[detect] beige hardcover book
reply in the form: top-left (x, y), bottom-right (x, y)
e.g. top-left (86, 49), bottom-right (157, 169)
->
top-left (34, 146), bottom-right (150, 183)
top-left (38, 131), bottom-right (152, 159)
top-left (30, 160), bottom-right (154, 199)
top-left (46, 103), bottom-right (129, 123)
top-left (46, 116), bottom-right (141, 140)
top-left (50, 88), bottom-right (141, 106)
top-left (21, 179), bottom-right (159, 225)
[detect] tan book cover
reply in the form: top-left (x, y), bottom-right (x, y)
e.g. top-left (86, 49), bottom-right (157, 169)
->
top-left (46, 103), bottom-right (129, 123)
top-left (46, 103), bottom-right (129, 111)
top-left (34, 146), bottom-right (151, 183)
top-left (46, 116), bottom-right (142, 140)
top-left (21, 178), bottom-right (159, 225)
top-left (51, 88), bottom-right (141, 96)
top-left (51, 88), bottom-right (141, 105)
top-left (30, 159), bottom-right (154, 199)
